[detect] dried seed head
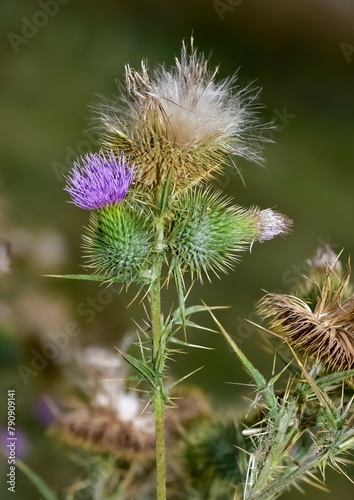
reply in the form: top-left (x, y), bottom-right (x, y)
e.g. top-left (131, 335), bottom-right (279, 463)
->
top-left (95, 39), bottom-right (266, 189)
top-left (51, 347), bottom-right (210, 457)
top-left (297, 246), bottom-right (352, 309)
top-left (52, 405), bottom-right (156, 458)
top-left (309, 244), bottom-right (342, 274)
top-left (257, 268), bottom-right (354, 386)
top-left (51, 346), bottom-right (156, 457)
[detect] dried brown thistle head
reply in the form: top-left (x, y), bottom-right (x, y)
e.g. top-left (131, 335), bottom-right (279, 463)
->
top-left (50, 347), bottom-right (210, 457)
top-left (257, 264), bottom-right (354, 386)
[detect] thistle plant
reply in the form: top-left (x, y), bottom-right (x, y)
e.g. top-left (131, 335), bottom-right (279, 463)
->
top-left (214, 245), bottom-right (354, 499)
top-left (50, 39), bottom-right (292, 499)
top-left (170, 246), bottom-right (353, 499)
top-left (45, 345), bottom-right (209, 500)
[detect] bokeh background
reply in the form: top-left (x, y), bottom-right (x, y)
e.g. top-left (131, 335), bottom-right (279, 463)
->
top-left (1, 0), bottom-right (354, 498)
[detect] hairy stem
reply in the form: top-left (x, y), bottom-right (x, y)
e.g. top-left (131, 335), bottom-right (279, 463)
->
top-left (246, 401), bottom-right (298, 500)
top-left (251, 449), bottom-right (327, 500)
top-left (150, 186), bottom-right (167, 500)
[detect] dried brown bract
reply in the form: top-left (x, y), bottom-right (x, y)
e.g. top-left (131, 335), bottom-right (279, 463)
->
top-left (258, 266), bottom-right (354, 385)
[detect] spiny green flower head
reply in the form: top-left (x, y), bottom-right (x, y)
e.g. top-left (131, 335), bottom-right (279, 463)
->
top-left (168, 189), bottom-right (292, 281)
top-left (94, 38), bottom-right (266, 190)
top-left (82, 202), bottom-right (152, 282)
top-left (64, 149), bottom-right (134, 209)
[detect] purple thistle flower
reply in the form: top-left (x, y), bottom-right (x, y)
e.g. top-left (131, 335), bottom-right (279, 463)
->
top-left (65, 150), bottom-right (134, 209)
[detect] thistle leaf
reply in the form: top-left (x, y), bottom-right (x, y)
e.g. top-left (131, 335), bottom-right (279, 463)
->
top-left (44, 273), bottom-right (111, 281)
top-left (120, 352), bottom-right (156, 387)
top-left (169, 337), bottom-right (215, 350)
top-left (315, 369), bottom-right (354, 388)
top-left (172, 304), bottom-right (228, 323)
top-left (209, 306), bottom-right (278, 412)
top-left (166, 366), bottom-right (204, 390)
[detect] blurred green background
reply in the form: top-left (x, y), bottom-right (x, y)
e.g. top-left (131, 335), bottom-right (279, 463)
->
top-left (1, 0), bottom-right (354, 497)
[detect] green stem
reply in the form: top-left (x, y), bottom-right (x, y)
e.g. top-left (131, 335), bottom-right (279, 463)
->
top-left (150, 186), bottom-right (167, 500)
top-left (247, 401), bottom-right (298, 500)
top-left (154, 385), bottom-right (166, 500)
top-left (250, 449), bottom-right (327, 500)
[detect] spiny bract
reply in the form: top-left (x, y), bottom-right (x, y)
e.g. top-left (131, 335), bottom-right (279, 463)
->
top-left (82, 202), bottom-right (152, 282)
top-left (257, 263), bottom-right (354, 386)
top-left (167, 189), bottom-right (260, 280)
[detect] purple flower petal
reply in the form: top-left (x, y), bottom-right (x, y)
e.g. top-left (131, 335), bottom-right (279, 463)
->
top-left (64, 150), bottom-right (134, 209)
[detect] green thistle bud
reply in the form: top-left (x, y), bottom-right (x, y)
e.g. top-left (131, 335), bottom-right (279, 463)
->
top-left (82, 202), bottom-right (152, 282)
top-left (168, 189), bottom-right (291, 280)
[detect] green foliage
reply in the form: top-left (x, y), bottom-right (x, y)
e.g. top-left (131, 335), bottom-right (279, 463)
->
top-left (168, 189), bottom-right (259, 280)
top-left (221, 323), bottom-right (354, 499)
top-left (17, 460), bottom-right (58, 500)
top-left (183, 418), bottom-right (249, 495)
top-left (83, 202), bottom-right (152, 282)
top-left (216, 249), bottom-right (354, 499)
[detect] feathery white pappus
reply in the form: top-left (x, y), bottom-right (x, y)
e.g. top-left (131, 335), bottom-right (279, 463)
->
top-left (94, 38), bottom-right (268, 188)
top-left (258, 209), bottom-right (293, 242)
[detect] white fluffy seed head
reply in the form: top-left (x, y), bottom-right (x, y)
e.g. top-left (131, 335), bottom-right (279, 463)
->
top-left (144, 42), bottom-right (263, 156)
top-left (95, 38), bottom-right (268, 187)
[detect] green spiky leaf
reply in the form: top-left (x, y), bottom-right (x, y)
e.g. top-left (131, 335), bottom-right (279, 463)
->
top-left (45, 273), bottom-right (111, 281)
top-left (169, 337), bottom-right (214, 350)
top-left (121, 352), bottom-right (157, 387)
